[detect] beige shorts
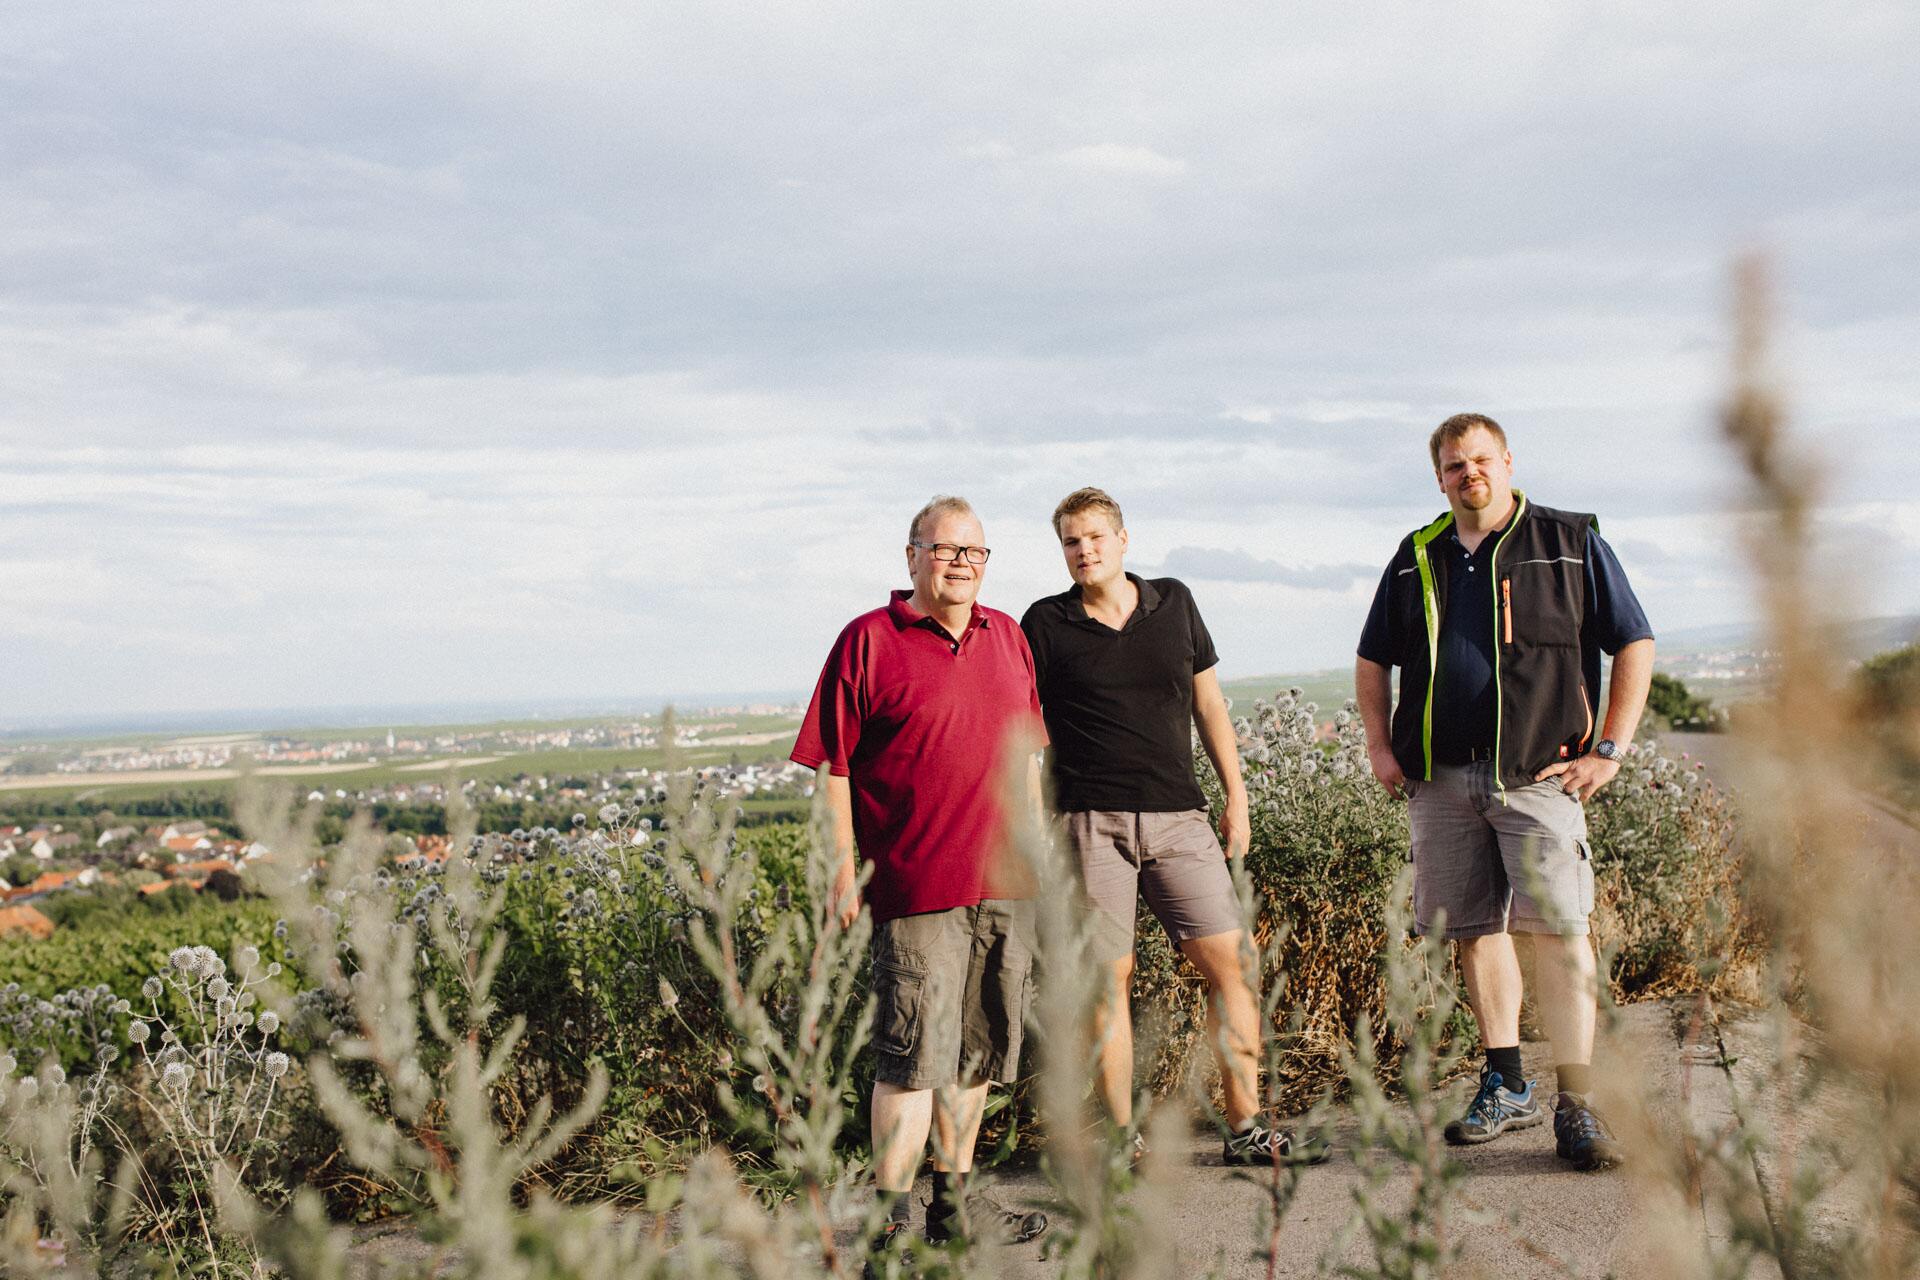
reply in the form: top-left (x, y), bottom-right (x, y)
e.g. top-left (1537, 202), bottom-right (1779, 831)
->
top-left (869, 900), bottom-right (1035, 1090)
top-left (1407, 762), bottom-right (1594, 939)
top-left (1064, 809), bottom-right (1244, 962)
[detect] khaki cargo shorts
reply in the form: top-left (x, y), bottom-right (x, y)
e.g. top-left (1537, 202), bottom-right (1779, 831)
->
top-left (869, 899), bottom-right (1035, 1090)
top-left (1407, 762), bottom-right (1594, 939)
top-left (1064, 809), bottom-right (1244, 962)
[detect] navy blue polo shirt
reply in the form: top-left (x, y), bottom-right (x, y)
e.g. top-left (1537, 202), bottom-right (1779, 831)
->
top-left (1357, 511), bottom-right (1652, 760)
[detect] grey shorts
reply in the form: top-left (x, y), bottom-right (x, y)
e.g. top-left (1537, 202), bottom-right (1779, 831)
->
top-left (1064, 809), bottom-right (1244, 962)
top-left (870, 900), bottom-right (1035, 1090)
top-left (1407, 762), bottom-right (1594, 940)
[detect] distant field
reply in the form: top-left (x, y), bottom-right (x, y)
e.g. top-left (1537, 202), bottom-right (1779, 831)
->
top-left (0, 736), bottom-right (801, 807)
top-left (1219, 669), bottom-right (1356, 718)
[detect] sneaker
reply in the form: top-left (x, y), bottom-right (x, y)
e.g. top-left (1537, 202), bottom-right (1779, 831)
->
top-left (1443, 1069), bottom-right (1544, 1145)
top-left (860, 1220), bottom-right (912, 1280)
top-left (1222, 1123), bottom-right (1332, 1166)
top-left (1552, 1092), bottom-right (1623, 1171)
top-left (1128, 1131), bottom-right (1147, 1171)
top-left (924, 1190), bottom-right (1048, 1247)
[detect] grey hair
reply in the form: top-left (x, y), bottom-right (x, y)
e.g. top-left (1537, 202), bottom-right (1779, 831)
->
top-left (908, 495), bottom-right (978, 544)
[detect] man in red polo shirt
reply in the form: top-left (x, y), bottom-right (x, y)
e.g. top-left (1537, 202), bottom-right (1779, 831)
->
top-left (791, 494), bottom-right (1047, 1254)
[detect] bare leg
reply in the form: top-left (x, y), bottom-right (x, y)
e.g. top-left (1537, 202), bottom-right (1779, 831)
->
top-left (930, 1080), bottom-right (993, 1173)
top-left (872, 1082), bottom-right (933, 1193)
top-left (1093, 955), bottom-right (1137, 1126)
top-left (1179, 929), bottom-right (1261, 1128)
top-left (1529, 932), bottom-right (1598, 1071)
top-left (1456, 932), bottom-right (1525, 1049)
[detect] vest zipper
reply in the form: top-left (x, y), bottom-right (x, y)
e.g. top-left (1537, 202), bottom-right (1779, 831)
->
top-left (1488, 493), bottom-right (1528, 801)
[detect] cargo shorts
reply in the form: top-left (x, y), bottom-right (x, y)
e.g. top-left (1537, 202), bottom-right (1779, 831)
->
top-left (1064, 809), bottom-right (1245, 962)
top-left (869, 899), bottom-right (1035, 1090)
top-left (1407, 762), bottom-right (1594, 939)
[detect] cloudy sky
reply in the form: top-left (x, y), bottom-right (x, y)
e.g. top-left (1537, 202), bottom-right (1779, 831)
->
top-left (4, 2), bottom-right (1918, 726)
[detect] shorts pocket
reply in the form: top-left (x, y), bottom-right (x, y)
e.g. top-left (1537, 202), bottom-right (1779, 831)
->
top-left (1575, 839), bottom-right (1594, 916)
top-left (872, 955), bottom-right (926, 1058)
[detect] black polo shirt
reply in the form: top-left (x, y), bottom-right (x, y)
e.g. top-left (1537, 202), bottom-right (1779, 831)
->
top-left (1020, 575), bottom-right (1220, 812)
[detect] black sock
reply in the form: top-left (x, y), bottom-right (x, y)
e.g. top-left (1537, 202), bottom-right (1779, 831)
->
top-left (1557, 1063), bottom-right (1591, 1096)
top-left (1485, 1045), bottom-right (1525, 1088)
top-left (930, 1171), bottom-right (962, 1218)
top-left (883, 1192), bottom-right (913, 1228)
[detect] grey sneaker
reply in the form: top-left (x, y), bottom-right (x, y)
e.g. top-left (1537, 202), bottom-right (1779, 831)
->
top-left (1222, 1124), bottom-right (1332, 1166)
top-left (1552, 1091), bottom-right (1623, 1171)
top-left (860, 1219), bottom-right (913, 1280)
top-left (1444, 1069), bottom-right (1544, 1145)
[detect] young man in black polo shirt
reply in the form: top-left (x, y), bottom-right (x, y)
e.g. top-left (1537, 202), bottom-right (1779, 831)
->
top-left (1354, 413), bottom-right (1654, 1172)
top-left (1023, 487), bottom-right (1324, 1167)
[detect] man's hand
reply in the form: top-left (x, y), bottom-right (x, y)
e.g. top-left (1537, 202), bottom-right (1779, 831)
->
top-left (1368, 743), bottom-right (1410, 800)
top-left (1534, 754), bottom-right (1620, 803)
top-left (830, 854), bottom-right (860, 930)
top-left (1220, 790), bottom-right (1250, 860)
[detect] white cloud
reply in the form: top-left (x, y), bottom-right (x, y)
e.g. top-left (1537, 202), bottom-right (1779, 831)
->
top-left (1051, 143), bottom-right (1189, 179)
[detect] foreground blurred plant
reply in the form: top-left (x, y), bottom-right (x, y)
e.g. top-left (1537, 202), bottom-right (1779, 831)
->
top-left (1633, 258), bottom-right (1920, 1280)
top-left (1325, 873), bottom-right (1467, 1280)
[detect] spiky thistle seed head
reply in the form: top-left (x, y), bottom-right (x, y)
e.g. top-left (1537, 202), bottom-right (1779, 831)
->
top-left (129, 1021), bottom-right (151, 1044)
top-left (264, 1052), bottom-right (290, 1080)
top-left (257, 1011), bottom-right (280, 1035)
top-left (161, 1062), bottom-right (190, 1093)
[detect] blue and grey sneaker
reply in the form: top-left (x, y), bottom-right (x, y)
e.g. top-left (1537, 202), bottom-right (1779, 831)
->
top-left (1443, 1069), bottom-right (1544, 1145)
top-left (1552, 1092), bottom-right (1623, 1171)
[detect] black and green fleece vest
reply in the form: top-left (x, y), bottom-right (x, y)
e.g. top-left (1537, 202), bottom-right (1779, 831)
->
top-left (1383, 493), bottom-right (1600, 792)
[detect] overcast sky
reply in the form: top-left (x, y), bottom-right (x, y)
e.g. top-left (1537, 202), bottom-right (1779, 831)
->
top-left (4, 1), bottom-right (1918, 726)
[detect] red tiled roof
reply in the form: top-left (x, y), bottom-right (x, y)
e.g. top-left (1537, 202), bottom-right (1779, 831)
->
top-left (0, 904), bottom-right (54, 939)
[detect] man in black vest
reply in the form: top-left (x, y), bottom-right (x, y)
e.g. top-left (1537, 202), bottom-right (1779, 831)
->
top-left (1353, 413), bottom-right (1654, 1171)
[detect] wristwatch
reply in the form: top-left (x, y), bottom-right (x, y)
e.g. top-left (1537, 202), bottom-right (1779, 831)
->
top-left (1593, 739), bottom-right (1622, 761)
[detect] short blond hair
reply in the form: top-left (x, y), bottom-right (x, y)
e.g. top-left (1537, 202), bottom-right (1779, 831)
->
top-left (1429, 413), bottom-right (1508, 470)
top-left (1051, 487), bottom-right (1124, 538)
top-left (908, 494), bottom-right (977, 544)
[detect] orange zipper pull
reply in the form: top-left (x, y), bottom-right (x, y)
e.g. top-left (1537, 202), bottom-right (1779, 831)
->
top-left (1502, 579), bottom-right (1513, 644)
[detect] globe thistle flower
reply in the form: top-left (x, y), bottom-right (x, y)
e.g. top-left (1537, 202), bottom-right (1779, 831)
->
top-left (45, 1064), bottom-right (65, 1087)
top-left (598, 803), bottom-right (622, 825)
top-left (264, 1052), bottom-right (290, 1080)
top-left (238, 945), bottom-right (261, 973)
top-left (142, 977), bottom-right (163, 1001)
top-left (168, 946), bottom-right (196, 972)
top-left (129, 1021), bottom-right (152, 1044)
top-left (257, 1011), bottom-right (280, 1035)
top-left (207, 978), bottom-right (230, 1001)
top-left (161, 1062), bottom-right (190, 1093)
top-left (16, 1077), bottom-right (37, 1101)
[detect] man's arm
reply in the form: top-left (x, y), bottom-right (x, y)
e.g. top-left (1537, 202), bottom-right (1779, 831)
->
top-left (1192, 666), bottom-right (1249, 859)
top-left (1533, 637), bottom-right (1654, 801)
top-left (823, 772), bottom-right (859, 929)
top-left (1355, 656), bottom-right (1407, 799)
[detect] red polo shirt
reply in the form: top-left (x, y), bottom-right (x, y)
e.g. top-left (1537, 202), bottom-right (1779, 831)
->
top-left (792, 590), bottom-right (1045, 924)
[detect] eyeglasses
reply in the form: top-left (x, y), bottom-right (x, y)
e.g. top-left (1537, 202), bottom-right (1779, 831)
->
top-left (910, 541), bottom-right (991, 565)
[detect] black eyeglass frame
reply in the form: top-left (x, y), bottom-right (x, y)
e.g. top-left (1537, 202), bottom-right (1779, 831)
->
top-left (909, 541), bottom-right (992, 565)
